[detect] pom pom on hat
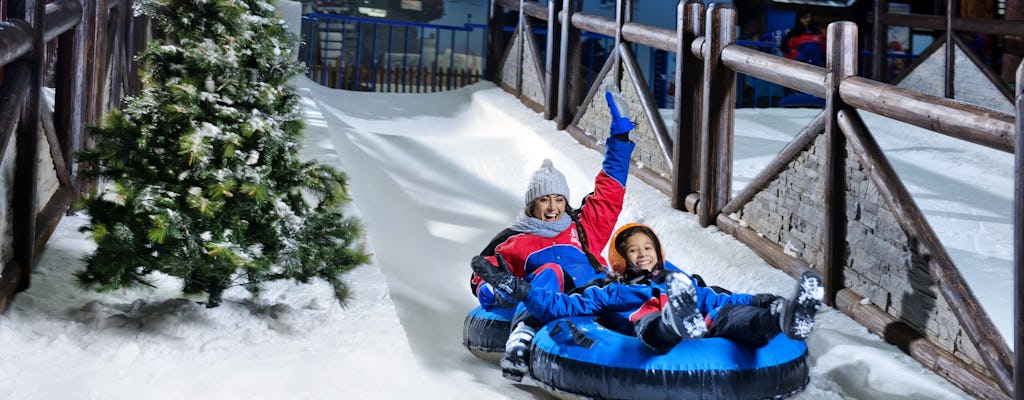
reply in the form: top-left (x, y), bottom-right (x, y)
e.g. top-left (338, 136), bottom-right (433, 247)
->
top-left (524, 159), bottom-right (570, 206)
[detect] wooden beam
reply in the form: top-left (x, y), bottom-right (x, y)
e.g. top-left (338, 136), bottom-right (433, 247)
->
top-left (950, 33), bottom-right (1014, 104)
top-left (822, 22), bottom-right (857, 306)
top-left (485, 0), bottom-right (503, 82)
top-left (838, 108), bottom-right (1015, 396)
top-left (40, 100), bottom-right (71, 186)
top-left (0, 61), bottom-right (29, 164)
top-left (945, 0), bottom-right (956, 98)
top-left (871, 0), bottom-right (887, 81)
top-left (720, 44), bottom-right (827, 98)
top-left (834, 289), bottom-right (1011, 400)
top-left (696, 3), bottom-right (735, 227)
top-left (715, 214), bottom-right (812, 279)
top-left (721, 110), bottom-right (826, 215)
top-left (840, 76), bottom-right (1014, 153)
top-left (1014, 61), bottom-right (1023, 400)
top-left (543, 0), bottom-right (561, 120)
top-left (670, 0), bottom-right (702, 211)
top-left (555, 0), bottom-right (580, 130)
top-left (619, 42), bottom-right (672, 171)
top-left (0, 260), bottom-right (26, 313)
top-left (879, 13), bottom-right (1024, 37)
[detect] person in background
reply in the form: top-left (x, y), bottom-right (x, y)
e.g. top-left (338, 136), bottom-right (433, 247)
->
top-left (780, 10), bottom-right (826, 67)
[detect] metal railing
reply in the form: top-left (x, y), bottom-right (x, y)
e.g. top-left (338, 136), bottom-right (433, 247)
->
top-left (301, 14), bottom-right (486, 92)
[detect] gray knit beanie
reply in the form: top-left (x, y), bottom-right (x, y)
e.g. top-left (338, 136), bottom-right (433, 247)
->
top-left (524, 159), bottom-right (570, 206)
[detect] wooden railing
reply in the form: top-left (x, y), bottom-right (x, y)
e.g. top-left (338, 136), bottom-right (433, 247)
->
top-left (0, 0), bottom-right (137, 312)
top-left (486, 0), bottom-right (1022, 398)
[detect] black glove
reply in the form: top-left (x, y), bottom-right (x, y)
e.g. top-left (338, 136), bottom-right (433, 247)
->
top-left (605, 90), bottom-right (635, 142)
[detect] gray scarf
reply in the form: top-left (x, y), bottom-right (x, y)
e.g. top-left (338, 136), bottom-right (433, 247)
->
top-left (509, 213), bottom-right (572, 238)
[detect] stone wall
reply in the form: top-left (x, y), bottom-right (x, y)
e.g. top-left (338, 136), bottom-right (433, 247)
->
top-left (575, 72), bottom-right (671, 179)
top-left (733, 134), bottom-right (986, 372)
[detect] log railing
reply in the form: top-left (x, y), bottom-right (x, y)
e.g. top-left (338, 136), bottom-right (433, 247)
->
top-left (486, 0), bottom-right (1021, 398)
top-left (0, 0), bottom-right (135, 312)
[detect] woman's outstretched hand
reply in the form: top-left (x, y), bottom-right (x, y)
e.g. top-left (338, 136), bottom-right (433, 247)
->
top-left (605, 90), bottom-right (635, 141)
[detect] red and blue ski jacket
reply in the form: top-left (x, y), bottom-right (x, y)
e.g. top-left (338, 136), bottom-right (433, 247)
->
top-left (471, 138), bottom-right (635, 305)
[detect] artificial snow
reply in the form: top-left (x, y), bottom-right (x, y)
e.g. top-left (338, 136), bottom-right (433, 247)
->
top-left (0, 75), bottom-right (1004, 399)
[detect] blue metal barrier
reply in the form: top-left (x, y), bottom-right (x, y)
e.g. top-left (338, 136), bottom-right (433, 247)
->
top-left (301, 14), bottom-right (486, 92)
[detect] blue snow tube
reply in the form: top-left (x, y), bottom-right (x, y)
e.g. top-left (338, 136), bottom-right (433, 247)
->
top-left (530, 315), bottom-right (809, 400)
top-left (462, 306), bottom-right (514, 362)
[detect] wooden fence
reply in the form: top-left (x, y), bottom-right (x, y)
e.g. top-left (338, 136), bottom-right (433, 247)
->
top-left (487, 0), bottom-right (1022, 398)
top-left (0, 0), bottom-right (136, 312)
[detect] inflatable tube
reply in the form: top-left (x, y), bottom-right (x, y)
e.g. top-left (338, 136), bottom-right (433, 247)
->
top-left (462, 306), bottom-right (514, 362)
top-left (531, 316), bottom-right (809, 400)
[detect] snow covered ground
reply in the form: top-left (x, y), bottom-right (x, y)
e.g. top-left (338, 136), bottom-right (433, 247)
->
top-left (1, 75), bottom-right (1011, 399)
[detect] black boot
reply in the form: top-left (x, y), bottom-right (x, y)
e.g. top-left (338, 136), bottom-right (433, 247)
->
top-left (779, 270), bottom-right (825, 340)
top-left (662, 272), bottom-right (706, 340)
top-left (501, 322), bottom-right (535, 381)
top-left (471, 255), bottom-right (530, 301)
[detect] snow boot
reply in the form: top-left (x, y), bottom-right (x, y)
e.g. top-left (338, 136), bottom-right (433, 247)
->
top-left (501, 322), bottom-right (535, 382)
top-left (779, 270), bottom-right (825, 340)
top-left (471, 255), bottom-right (529, 302)
top-left (662, 272), bottom-right (706, 340)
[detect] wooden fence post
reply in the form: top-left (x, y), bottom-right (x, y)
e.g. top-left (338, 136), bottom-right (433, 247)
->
top-left (12, 0), bottom-right (47, 293)
top-left (696, 3), bottom-right (735, 227)
top-left (555, 0), bottom-right (579, 130)
top-left (945, 0), bottom-right (956, 98)
top-left (1014, 61), bottom-right (1023, 400)
top-left (485, 0), bottom-right (503, 82)
top-left (613, 0), bottom-right (631, 85)
top-left (543, 0), bottom-right (561, 120)
top-left (871, 0), bottom-right (886, 81)
top-left (671, 0), bottom-right (702, 212)
top-left (823, 21), bottom-right (857, 306)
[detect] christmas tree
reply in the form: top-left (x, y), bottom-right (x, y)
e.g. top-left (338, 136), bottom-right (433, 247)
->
top-left (76, 0), bottom-right (368, 307)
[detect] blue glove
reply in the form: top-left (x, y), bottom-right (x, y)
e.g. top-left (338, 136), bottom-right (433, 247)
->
top-left (476, 282), bottom-right (518, 310)
top-left (605, 91), bottom-right (635, 141)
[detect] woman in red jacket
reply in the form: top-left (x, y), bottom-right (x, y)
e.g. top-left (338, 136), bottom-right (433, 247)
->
top-left (469, 89), bottom-right (637, 380)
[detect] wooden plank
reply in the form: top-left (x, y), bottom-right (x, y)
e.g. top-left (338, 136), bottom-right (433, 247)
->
top-left (1014, 61), bottom-right (1023, 400)
top-left (568, 49), bottom-right (613, 131)
top-left (40, 100), bottom-right (71, 186)
top-left (0, 61), bottom-right (29, 164)
top-left (619, 43), bottom-right (671, 171)
top-left (715, 214), bottom-right (811, 279)
top-left (669, 0), bottom-right (702, 211)
top-left (566, 124), bottom-right (671, 196)
top-left (837, 108), bottom-right (1014, 396)
top-left (0, 19), bottom-right (33, 68)
top-left (840, 76), bottom-right (1014, 153)
top-left (880, 12), bottom-right (1024, 37)
top-left (720, 44), bottom-right (827, 98)
top-left (0, 260), bottom-right (25, 313)
top-left (697, 3), bottom-right (736, 227)
top-left (543, 0), bottom-right (560, 120)
top-left (871, 0), bottom-right (886, 81)
top-left (822, 22), bottom-right (857, 306)
top-left (555, 0), bottom-right (580, 130)
top-left (721, 110), bottom-right (825, 215)
top-left (834, 289), bottom-right (1010, 400)
top-left (33, 185), bottom-right (75, 256)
